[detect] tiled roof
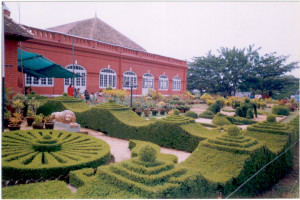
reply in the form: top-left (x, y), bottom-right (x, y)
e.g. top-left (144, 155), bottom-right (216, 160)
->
top-left (4, 15), bottom-right (33, 40)
top-left (48, 17), bottom-right (146, 52)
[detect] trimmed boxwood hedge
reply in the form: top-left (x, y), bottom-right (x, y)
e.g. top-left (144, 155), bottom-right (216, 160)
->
top-left (272, 105), bottom-right (290, 116)
top-left (2, 130), bottom-right (110, 179)
top-left (2, 180), bottom-right (74, 199)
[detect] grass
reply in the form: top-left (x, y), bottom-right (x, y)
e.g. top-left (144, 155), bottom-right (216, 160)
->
top-left (281, 110), bottom-right (300, 123)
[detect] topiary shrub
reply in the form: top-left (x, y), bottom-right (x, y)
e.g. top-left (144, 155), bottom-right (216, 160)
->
top-left (227, 125), bottom-right (240, 136)
top-left (184, 111), bottom-right (198, 119)
top-left (266, 114), bottom-right (276, 122)
top-left (172, 109), bottom-right (180, 115)
top-left (207, 101), bottom-right (221, 114)
top-left (235, 107), bottom-right (243, 117)
top-left (246, 108), bottom-right (254, 119)
top-left (63, 92), bottom-right (68, 96)
top-left (212, 113), bottom-right (232, 126)
top-left (139, 145), bottom-right (158, 163)
top-left (272, 105), bottom-right (290, 116)
top-left (198, 110), bottom-right (215, 119)
top-left (2, 130), bottom-right (110, 179)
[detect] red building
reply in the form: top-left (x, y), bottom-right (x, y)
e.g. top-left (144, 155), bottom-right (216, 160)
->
top-left (4, 7), bottom-right (188, 96)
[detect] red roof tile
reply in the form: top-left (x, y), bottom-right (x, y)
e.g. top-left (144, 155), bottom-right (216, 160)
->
top-left (4, 15), bottom-right (33, 40)
top-left (47, 17), bottom-right (146, 51)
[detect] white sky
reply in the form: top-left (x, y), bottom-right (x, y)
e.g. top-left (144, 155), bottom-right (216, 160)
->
top-left (4, 1), bottom-right (300, 77)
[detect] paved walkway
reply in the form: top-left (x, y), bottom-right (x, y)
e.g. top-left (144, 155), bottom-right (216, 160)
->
top-left (85, 128), bottom-right (191, 163)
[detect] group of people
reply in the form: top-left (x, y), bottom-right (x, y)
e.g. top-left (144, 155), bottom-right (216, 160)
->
top-left (67, 84), bottom-right (102, 103)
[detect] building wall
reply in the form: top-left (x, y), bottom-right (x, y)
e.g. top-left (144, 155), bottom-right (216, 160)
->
top-left (7, 27), bottom-right (188, 96)
top-left (4, 38), bottom-right (22, 93)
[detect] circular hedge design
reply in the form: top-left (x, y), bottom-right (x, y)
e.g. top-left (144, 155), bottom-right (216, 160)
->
top-left (2, 130), bottom-right (110, 179)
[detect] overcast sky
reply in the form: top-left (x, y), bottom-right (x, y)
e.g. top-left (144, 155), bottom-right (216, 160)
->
top-left (5, 1), bottom-right (300, 77)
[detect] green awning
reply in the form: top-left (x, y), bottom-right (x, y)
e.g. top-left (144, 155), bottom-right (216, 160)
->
top-left (18, 48), bottom-right (80, 78)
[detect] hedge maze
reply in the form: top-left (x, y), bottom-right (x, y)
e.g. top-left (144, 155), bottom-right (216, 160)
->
top-left (2, 130), bottom-right (110, 179)
top-left (4, 98), bottom-right (299, 198)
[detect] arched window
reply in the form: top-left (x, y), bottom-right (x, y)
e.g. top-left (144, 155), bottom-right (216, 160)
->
top-left (172, 76), bottom-right (181, 91)
top-left (142, 73), bottom-right (154, 95)
top-left (100, 68), bottom-right (117, 88)
top-left (158, 75), bottom-right (168, 90)
top-left (123, 71), bottom-right (137, 89)
top-left (64, 65), bottom-right (86, 93)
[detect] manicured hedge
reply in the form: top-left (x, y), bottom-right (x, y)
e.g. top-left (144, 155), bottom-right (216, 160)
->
top-left (129, 139), bottom-right (178, 163)
top-left (272, 105), bottom-right (290, 116)
top-left (2, 180), bottom-right (74, 199)
top-left (76, 103), bottom-right (213, 152)
top-left (2, 130), bottom-right (110, 179)
top-left (212, 113), bottom-right (232, 125)
top-left (69, 168), bottom-right (95, 188)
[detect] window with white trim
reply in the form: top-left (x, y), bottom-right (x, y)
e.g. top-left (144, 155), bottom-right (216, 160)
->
top-left (64, 65), bottom-right (86, 87)
top-left (25, 74), bottom-right (54, 87)
top-left (123, 71), bottom-right (137, 89)
top-left (172, 76), bottom-right (181, 91)
top-left (142, 73), bottom-right (154, 89)
top-left (158, 75), bottom-right (168, 90)
top-left (99, 68), bottom-right (117, 88)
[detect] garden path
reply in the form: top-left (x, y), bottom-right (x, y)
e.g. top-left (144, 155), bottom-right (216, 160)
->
top-left (82, 128), bottom-right (191, 163)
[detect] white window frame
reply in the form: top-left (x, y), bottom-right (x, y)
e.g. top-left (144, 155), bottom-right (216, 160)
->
top-left (25, 74), bottom-right (54, 87)
top-left (172, 76), bottom-right (181, 91)
top-left (99, 68), bottom-right (117, 89)
top-left (123, 71), bottom-right (137, 89)
top-left (64, 64), bottom-right (87, 87)
top-left (158, 75), bottom-right (169, 90)
top-left (142, 73), bottom-right (154, 89)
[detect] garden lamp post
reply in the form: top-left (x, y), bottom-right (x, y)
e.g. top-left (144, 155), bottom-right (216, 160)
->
top-left (124, 80), bottom-right (138, 108)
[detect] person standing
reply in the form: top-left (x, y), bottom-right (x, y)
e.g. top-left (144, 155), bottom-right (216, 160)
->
top-left (67, 84), bottom-right (74, 97)
top-left (84, 90), bottom-right (90, 103)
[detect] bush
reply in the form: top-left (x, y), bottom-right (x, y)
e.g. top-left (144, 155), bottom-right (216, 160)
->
top-left (69, 168), bottom-right (95, 188)
top-left (2, 130), bottom-right (110, 179)
top-left (267, 114), bottom-right (276, 122)
top-left (272, 105), bottom-right (290, 116)
top-left (199, 110), bottom-right (215, 119)
top-left (139, 145), bottom-right (158, 162)
top-left (212, 113), bottom-right (232, 126)
top-left (227, 125), bottom-right (240, 136)
top-left (246, 108), bottom-right (254, 119)
top-left (172, 109), bottom-right (180, 115)
top-left (63, 92), bottom-right (68, 96)
top-left (235, 107), bottom-right (243, 117)
top-left (184, 111), bottom-right (198, 119)
top-left (207, 101), bottom-right (221, 114)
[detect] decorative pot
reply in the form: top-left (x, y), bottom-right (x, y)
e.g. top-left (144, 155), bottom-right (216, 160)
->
top-left (45, 122), bottom-right (54, 129)
top-left (32, 122), bottom-right (44, 129)
top-left (8, 125), bottom-right (21, 131)
top-left (152, 110), bottom-right (158, 116)
top-left (26, 117), bottom-right (35, 126)
top-left (159, 109), bottom-right (166, 115)
top-left (144, 109), bottom-right (150, 117)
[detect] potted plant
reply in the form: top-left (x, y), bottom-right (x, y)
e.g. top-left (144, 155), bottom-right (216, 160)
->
top-left (12, 99), bottom-right (25, 114)
top-left (26, 110), bottom-right (35, 126)
top-left (32, 114), bottom-right (44, 129)
top-left (27, 97), bottom-right (40, 116)
top-left (8, 113), bottom-right (22, 131)
top-left (44, 116), bottom-right (54, 129)
top-left (151, 107), bottom-right (158, 116)
top-left (143, 108), bottom-right (150, 117)
top-left (4, 111), bottom-right (11, 129)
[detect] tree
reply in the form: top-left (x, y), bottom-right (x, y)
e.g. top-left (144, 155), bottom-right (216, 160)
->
top-left (244, 52), bottom-right (298, 96)
top-left (187, 45), bottom-right (259, 96)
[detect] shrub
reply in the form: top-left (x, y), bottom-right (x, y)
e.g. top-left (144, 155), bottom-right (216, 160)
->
top-left (235, 107), bottom-right (243, 117)
top-left (139, 145), bottom-right (158, 163)
top-left (172, 109), bottom-right (180, 115)
top-left (267, 114), bottom-right (276, 122)
top-left (272, 105), bottom-right (290, 116)
top-left (207, 101), bottom-right (221, 114)
top-left (184, 111), bottom-right (198, 119)
top-left (227, 125), bottom-right (240, 136)
top-left (199, 110), bottom-right (215, 119)
top-left (63, 92), bottom-right (68, 96)
top-left (69, 168), bottom-right (95, 188)
top-left (246, 108), bottom-right (254, 119)
top-left (212, 113), bottom-right (232, 126)
top-left (2, 130), bottom-right (110, 179)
